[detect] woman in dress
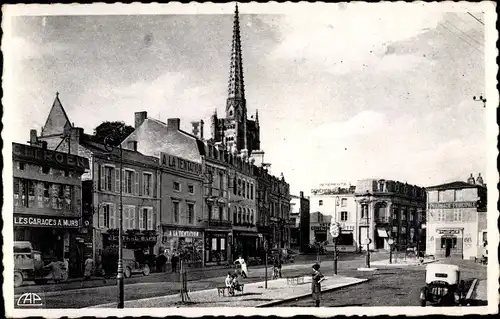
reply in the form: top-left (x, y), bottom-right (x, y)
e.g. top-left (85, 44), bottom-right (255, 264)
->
top-left (311, 263), bottom-right (324, 307)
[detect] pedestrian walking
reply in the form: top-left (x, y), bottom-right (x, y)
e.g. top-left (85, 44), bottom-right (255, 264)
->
top-left (311, 263), bottom-right (325, 307)
top-left (171, 253), bottom-right (179, 273)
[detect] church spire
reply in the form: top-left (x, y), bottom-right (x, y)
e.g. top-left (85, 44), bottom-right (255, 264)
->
top-left (227, 3), bottom-right (245, 101)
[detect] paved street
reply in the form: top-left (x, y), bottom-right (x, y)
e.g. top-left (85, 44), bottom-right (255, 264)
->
top-left (275, 258), bottom-right (488, 307)
top-left (14, 252), bottom-right (386, 308)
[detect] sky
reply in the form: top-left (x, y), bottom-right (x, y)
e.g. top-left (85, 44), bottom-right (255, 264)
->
top-left (3, 3), bottom-right (493, 195)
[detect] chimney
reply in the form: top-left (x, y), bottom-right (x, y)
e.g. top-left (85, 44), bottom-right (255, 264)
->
top-left (191, 121), bottom-right (200, 137)
top-left (467, 173), bottom-right (475, 184)
top-left (200, 120), bottom-right (204, 139)
top-left (29, 129), bottom-right (38, 146)
top-left (135, 111), bottom-right (147, 129)
top-left (69, 127), bottom-right (83, 155)
top-left (476, 173), bottom-right (484, 186)
top-left (167, 118), bottom-right (181, 132)
top-left (300, 191), bottom-right (304, 198)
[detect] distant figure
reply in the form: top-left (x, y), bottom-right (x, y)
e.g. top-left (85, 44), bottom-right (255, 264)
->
top-left (235, 256), bottom-right (248, 278)
top-left (225, 272), bottom-right (233, 294)
top-left (311, 263), bottom-right (325, 307)
top-left (171, 253), bottom-right (179, 273)
top-left (83, 257), bottom-right (94, 280)
top-left (231, 274), bottom-right (243, 293)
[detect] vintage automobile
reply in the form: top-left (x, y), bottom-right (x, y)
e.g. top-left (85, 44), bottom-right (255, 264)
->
top-left (14, 241), bottom-right (53, 287)
top-left (420, 263), bottom-right (465, 307)
top-left (123, 248), bottom-right (151, 278)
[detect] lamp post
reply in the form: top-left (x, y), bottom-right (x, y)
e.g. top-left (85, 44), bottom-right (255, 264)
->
top-left (364, 204), bottom-right (371, 268)
top-left (103, 126), bottom-right (124, 309)
top-left (388, 238), bottom-right (394, 264)
top-left (330, 222), bottom-right (340, 275)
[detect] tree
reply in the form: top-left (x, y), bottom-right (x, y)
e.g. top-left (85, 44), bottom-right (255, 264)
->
top-left (92, 121), bottom-right (134, 146)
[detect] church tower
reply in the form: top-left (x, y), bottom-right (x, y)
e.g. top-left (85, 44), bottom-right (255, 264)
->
top-left (225, 4), bottom-right (248, 152)
top-left (210, 4), bottom-right (261, 156)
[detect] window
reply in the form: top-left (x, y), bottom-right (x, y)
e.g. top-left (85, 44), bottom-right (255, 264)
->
top-left (124, 170), bottom-right (134, 194)
top-left (238, 179), bottom-right (242, 196)
top-left (319, 200), bottom-right (323, 206)
top-left (64, 170), bottom-right (70, 177)
top-left (173, 202), bottom-right (180, 223)
top-left (341, 198), bottom-right (347, 207)
top-left (238, 207), bottom-right (242, 224)
top-left (219, 206), bottom-right (224, 220)
top-left (341, 211), bottom-right (348, 221)
top-left (242, 181), bottom-right (246, 197)
top-left (454, 189), bottom-right (463, 201)
top-left (211, 238), bottom-right (217, 250)
top-left (250, 184), bottom-right (254, 200)
top-left (438, 190), bottom-right (445, 202)
top-left (19, 162), bottom-right (25, 170)
top-left (142, 208), bottom-right (149, 230)
top-left (143, 173), bottom-right (152, 196)
top-left (104, 166), bottom-right (114, 191)
top-left (42, 166), bottom-right (50, 174)
top-left (173, 181), bottom-right (181, 192)
top-left (220, 238), bottom-right (226, 250)
top-left (452, 211), bottom-right (462, 222)
top-left (188, 184), bottom-right (194, 195)
top-left (233, 178), bottom-right (237, 195)
top-left (188, 203), bottom-right (194, 224)
top-left (219, 172), bottom-right (224, 196)
top-left (103, 204), bottom-right (110, 228)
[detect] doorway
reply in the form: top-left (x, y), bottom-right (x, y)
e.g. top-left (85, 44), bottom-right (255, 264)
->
top-left (441, 236), bottom-right (457, 257)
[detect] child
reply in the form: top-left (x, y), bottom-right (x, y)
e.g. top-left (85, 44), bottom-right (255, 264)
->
top-left (311, 263), bottom-right (324, 307)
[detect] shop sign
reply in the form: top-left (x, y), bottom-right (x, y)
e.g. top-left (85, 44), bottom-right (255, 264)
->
top-left (160, 152), bottom-right (202, 176)
top-left (166, 230), bottom-right (202, 238)
top-left (311, 222), bottom-right (330, 231)
top-left (109, 234), bottom-right (158, 243)
top-left (429, 202), bottom-right (476, 209)
top-left (437, 229), bottom-right (461, 235)
top-left (14, 214), bottom-right (80, 228)
top-left (13, 143), bottom-right (89, 170)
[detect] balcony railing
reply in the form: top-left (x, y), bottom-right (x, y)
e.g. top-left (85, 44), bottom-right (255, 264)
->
top-left (203, 219), bottom-right (232, 228)
top-left (374, 216), bottom-right (390, 223)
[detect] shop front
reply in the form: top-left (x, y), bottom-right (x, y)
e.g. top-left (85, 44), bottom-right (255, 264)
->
top-left (161, 227), bottom-right (203, 268)
top-left (233, 231), bottom-right (260, 262)
top-left (337, 224), bottom-right (357, 252)
top-left (204, 231), bottom-right (229, 266)
top-left (14, 213), bottom-right (82, 277)
top-left (434, 228), bottom-right (464, 258)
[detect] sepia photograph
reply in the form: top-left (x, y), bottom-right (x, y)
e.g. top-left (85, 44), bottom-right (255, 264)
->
top-left (2, 1), bottom-right (498, 317)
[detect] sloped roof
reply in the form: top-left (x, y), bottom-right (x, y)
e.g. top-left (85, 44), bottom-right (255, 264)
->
top-left (426, 181), bottom-right (486, 191)
top-left (41, 93), bottom-right (72, 136)
top-left (121, 117), bottom-right (205, 163)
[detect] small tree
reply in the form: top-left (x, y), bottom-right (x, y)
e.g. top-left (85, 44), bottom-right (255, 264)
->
top-left (92, 121), bottom-right (134, 146)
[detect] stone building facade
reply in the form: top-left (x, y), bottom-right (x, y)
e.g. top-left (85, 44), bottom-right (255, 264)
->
top-left (12, 141), bottom-right (89, 278)
top-left (310, 183), bottom-right (358, 252)
top-left (354, 179), bottom-right (426, 251)
top-left (425, 174), bottom-right (487, 260)
top-left (36, 95), bottom-right (161, 271)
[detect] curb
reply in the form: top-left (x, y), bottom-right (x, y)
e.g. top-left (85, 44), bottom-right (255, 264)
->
top-left (254, 278), bottom-right (369, 308)
top-left (466, 278), bottom-right (478, 300)
top-left (370, 259), bottom-right (438, 267)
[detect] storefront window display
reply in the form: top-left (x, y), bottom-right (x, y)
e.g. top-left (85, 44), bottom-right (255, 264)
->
top-left (205, 232), bottom-right (228, 264)
top-left (162, 229), bottom-right (203, 267)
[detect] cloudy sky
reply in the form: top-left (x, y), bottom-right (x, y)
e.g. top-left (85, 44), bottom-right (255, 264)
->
top-left (4, 3), bottom-right (493, 194)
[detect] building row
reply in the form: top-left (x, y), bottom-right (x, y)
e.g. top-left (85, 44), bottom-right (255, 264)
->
top-left (293, 175), bottom-right (488, 261)
top-left (12, 6), bottom-right (292, 276)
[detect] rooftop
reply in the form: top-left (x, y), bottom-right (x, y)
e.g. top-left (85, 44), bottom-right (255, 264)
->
top-left (426, 181), bottom-right (486, 191)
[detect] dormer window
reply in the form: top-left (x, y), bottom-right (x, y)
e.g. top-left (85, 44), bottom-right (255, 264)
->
top-left (229, 110), bottom-right (233, 117)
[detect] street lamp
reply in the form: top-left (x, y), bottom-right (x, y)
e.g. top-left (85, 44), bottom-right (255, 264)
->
top-left (364, 204), bottom-right (371, 268)
top-left (103, 126), bottom-right (124, 309)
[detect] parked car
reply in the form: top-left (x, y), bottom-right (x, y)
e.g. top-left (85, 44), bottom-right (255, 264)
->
top-left (122, 248), bottom-right (151, 278)
top-left (14, 241), bottom-right (53, 287)
top-left (420, 264), bottom-right (465, 307)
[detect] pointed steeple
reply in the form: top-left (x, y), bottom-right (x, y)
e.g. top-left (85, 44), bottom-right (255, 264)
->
top-left (41, 92), bottom-right (73, 137)
top-left (255, 109), bottom-right (259, 125)
top-left (227, 3), bottom-right (245, 102)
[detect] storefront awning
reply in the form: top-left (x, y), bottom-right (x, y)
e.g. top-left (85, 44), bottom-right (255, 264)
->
top-left (377, 228), bottom-right (389, 238)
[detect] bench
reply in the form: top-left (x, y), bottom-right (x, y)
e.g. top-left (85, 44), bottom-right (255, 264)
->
top-left (286, 275), bottom-right (304, 286)
top-left (217, 284), bottom-right (244, 297)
